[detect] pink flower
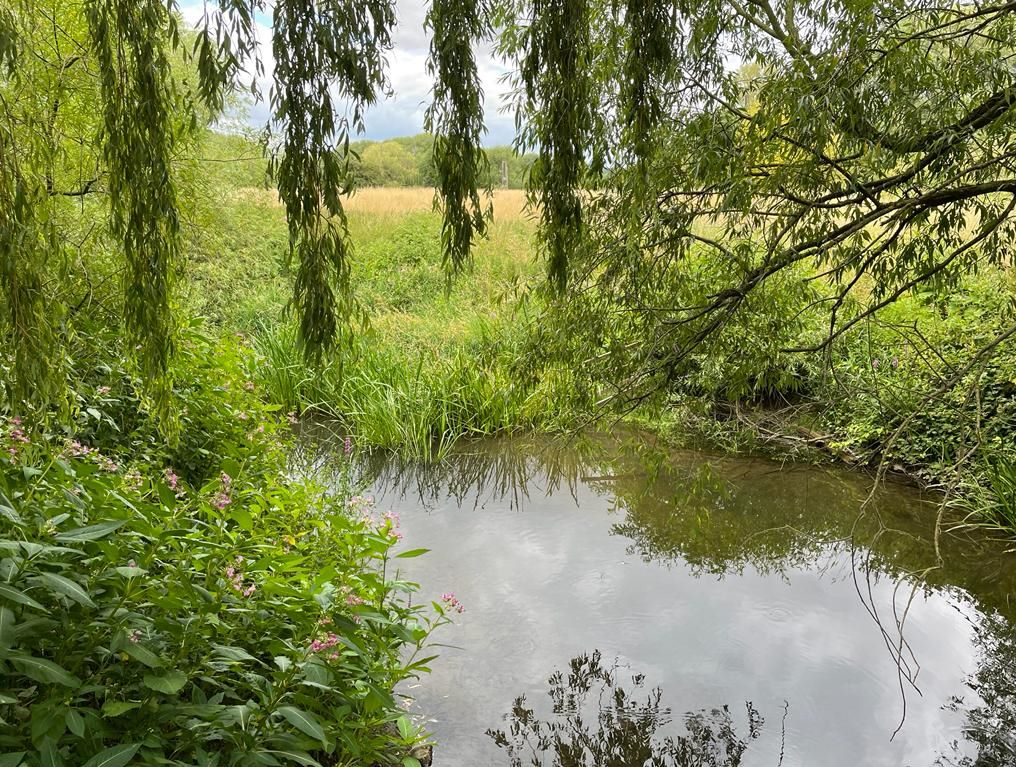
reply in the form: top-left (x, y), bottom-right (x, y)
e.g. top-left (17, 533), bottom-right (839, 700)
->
top-left (343, 436), bottom-right (352, 456)
top-left (345, 593), bottom-right (366, 606)
top-left (127, 629), bottom-right (142, 643)
top-left (309, 633), bottom-right (340, 653)
top-left (224, 557), bottom-right (255, 596)
top-left (441, 592), bottom-right (465, 614)
top-left (97, 386), bottom-right (111, 395)
top-left (164, 469), bottom-right (179, 491)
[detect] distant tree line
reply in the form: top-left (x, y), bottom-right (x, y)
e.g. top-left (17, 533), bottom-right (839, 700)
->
top-left (347, 134), bottom-right (536, 189)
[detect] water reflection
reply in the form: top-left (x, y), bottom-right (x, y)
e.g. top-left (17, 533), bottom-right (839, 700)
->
top-left (488, 651), bottom-right (766, 767)
top-left (353, 432), bottom-right (1016, 616)
top-left (935, 613), bottom-right (1016, 766)
top-left (296, 426), bottom-right (1016, 765)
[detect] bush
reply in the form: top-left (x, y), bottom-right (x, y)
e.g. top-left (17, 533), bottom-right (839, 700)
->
top-left (0, 333), bottom-right (450, 766)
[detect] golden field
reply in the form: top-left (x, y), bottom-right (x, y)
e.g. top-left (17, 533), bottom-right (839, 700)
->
top-left (233, 185), bottom-right (533, 222)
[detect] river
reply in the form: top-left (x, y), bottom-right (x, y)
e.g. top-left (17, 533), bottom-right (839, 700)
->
top-left (315, 431), bottom-right (1016, 766)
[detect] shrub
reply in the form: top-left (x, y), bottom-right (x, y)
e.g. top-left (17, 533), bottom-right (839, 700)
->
top-left (0, 346), bottom-right (448, 766)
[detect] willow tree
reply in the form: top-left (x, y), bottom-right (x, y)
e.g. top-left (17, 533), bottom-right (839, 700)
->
top-left (2, 0), bottom-right (1015, 427)
top-left (535, 0), bottom-right (1016, 408)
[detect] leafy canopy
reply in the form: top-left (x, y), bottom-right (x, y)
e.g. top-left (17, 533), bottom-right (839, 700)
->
top-left (3, 0), bottom-right (1015, 418)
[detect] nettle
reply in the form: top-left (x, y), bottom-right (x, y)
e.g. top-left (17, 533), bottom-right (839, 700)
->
top-left (0, 429), bottom-right (444, 766)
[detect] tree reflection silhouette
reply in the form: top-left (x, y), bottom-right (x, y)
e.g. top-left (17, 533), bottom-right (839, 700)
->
top-left (935, 612), bottom-right (1016, 767)
top-left (487, 651), bottom-right (764, 767)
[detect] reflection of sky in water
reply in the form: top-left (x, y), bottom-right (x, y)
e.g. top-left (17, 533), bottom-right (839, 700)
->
top-left (355, 443), bottom-right (1013, 767)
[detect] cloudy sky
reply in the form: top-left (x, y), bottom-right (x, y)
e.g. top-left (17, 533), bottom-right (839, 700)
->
top-left (179, 1), bottom-right (518, 146)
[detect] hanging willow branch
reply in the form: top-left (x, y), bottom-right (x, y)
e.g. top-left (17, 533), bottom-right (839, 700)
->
top-left (269, 0), bottom-right (395, 361)
top-left (425, 0), bottom-right (492, 279)
top-left (510, 0), bottom-right (594, 292)
top-left (0, 5), bottom-right (16, 74)
top-left (618, 0), bottom-right (677, 178)
top-left (85, 0), bottom-right (181, 426)
top-left (0, 126), bottom-right (61, 409)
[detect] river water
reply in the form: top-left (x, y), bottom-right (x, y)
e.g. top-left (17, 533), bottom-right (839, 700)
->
top-left (333, 433), bottom-right (1015, 766)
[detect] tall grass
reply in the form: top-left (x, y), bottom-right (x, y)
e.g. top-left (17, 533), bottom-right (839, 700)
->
top-left (189, 130), bottom-right (575, 458)
top-left (231, 185), bottom-right (531, 221)
top-left (249, 321), bottom-right (577, 459)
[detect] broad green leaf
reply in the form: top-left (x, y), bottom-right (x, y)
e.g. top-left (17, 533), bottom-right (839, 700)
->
top-left (402, 758), bottom-right (421, 767)
top-left (0, 584), bottom-right (44, 611)
top-left (80, 743), bottom-right (140, 767)
top-left (143, 670), bottom-right (187, 695)
top-left (54, 520), bottom-right (126, 543)
top-left (0, 503), bottom-right (22, 526)
top-left (34, 573), bottom-right (94, 607)
top-left (123, 642), bottom-right (162, 668)
top-left (396, 715), bottom-right (413, 740)
top-left (38, 738), bottom-right (63, 767)
top-left (212, 644), bottom-right (258, 663)
top-left (260, 751), bottom-right (322, 767)
top-left (395, 548), bottom-right (429, 559)
top-left (11, 656), bottom-right (80, 687)
top-left (0, 752), bottom-right (25, 767)
top-left (65, 709), bottom-right (84, 737)
top-left (231, 508), bottom-right (253, 531)
top-left (277, 706), bottom-right (326, 744)
top-left (101, 701), bottom-right (140, 717)
top-left (0, 607), bottom-right (15, 648)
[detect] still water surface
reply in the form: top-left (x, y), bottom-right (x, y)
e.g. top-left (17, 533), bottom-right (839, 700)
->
top-left (342, 434), bottom-right (1016, 766)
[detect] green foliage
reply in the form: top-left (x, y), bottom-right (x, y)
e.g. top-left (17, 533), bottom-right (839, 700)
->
top-left (85, 0), bottom-right (185, 427)
top-left (425, 0), bottom-right (491, 276)
top-left (499, 0), bottom-right (593, 291)
top-left (342, 134), bottom-right (535, 190)
top-left (247, 321), bottom-right (577, 460)
top-left (354, 143), bottom-right (420, 188)
top-left (269, 0), bottom-right (395, 360)
top-left (0, 328), bottom-right (444, 766)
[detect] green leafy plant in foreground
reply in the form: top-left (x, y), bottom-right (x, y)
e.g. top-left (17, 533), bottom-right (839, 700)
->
top-left (0, 397), bottom-right (448, 765)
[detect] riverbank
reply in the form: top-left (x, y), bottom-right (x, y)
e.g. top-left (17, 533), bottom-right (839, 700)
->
top-left (190, 132), bottom-right (1016, 538)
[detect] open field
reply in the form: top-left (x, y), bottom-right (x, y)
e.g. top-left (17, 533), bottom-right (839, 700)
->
top-left (230, 185), bottom-right (533, 221)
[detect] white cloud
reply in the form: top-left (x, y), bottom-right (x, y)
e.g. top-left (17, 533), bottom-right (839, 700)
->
top-left (179, 0), bottom-right (517, 146)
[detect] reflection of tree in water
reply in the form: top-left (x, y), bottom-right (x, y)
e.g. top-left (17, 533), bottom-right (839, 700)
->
top-left (300, 428), bottom-right (1016, 762)
top-left (935, 613), bottom-right (1016, 767)
top-left (487, 651), bottom-right (764, 767)
top-left (351, 431), bottom-right (1016, 616)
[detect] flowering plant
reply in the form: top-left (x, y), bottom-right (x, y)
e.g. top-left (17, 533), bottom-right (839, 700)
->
top-left (0, 393), bottom-right (444, 766)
